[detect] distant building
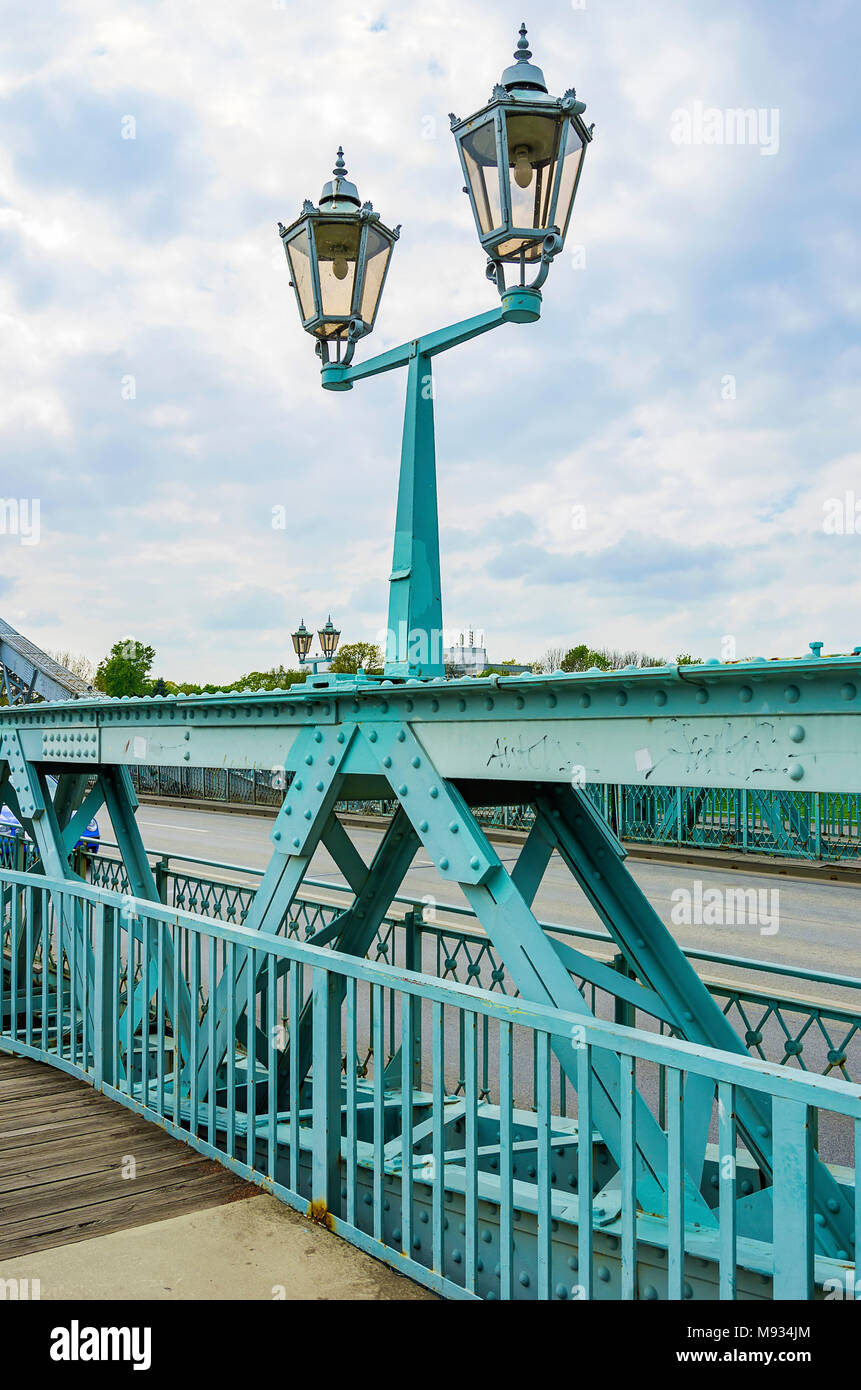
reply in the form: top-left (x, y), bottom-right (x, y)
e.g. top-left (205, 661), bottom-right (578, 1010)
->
top-left (444, 629), bottom-right (487, 677)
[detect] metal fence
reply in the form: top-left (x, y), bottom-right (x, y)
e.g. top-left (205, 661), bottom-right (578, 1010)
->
top-left (127, 767), bottom-right (861, 861)
top-left (86, 845), bottom-right (861, 1090)
top-left (2, 865), bottom-right (858, 1299)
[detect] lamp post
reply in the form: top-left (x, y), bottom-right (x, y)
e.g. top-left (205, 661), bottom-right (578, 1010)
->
top-left (280, 25), bottom-right (592, 681)
top-left (291, 616), bottom-right (341, 675)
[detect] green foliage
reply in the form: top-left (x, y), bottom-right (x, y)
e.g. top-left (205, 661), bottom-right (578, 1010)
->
top-left (560, 644), bottom-right (612, 672)
top-left (676, 653), bottom-right (704, 665)
top-left (95, 640), bottom-right (155, 698)
top-left (328, 641), bottom-right (383, 675)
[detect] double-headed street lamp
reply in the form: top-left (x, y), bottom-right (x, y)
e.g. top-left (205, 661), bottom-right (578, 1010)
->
top-left (291, 616), bottom-right (341, 675)
top-left (279, 24), bottom-right (592, 681)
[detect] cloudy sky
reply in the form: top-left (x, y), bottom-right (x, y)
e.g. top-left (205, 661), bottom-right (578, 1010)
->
top-left (0, 0), bottom-right (858, 682)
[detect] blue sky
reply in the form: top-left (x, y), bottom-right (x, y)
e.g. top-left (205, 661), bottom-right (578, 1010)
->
top-left (0, 0), bottom-right (859, 680)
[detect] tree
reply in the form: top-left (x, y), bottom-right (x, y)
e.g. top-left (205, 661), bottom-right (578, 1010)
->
top-left (676, 653), bottom-right (704, 665)
top-left (328, 641), bottom-right (383, 675)
top-left (151, 677), bottom-right (167, 696)
top-left (561, 644), bottom-right (611, 672)
top-left (541, 646), bottom-right (567, 673)
top-left (94, 640), bottom-right (156, 697)
top-left (47, 649), bottom-right (96, 684)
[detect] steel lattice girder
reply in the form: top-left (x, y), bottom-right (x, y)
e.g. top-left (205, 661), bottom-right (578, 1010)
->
top-left (1, 655), bottom-right (860, 792)
top-left (0, 665), bottom-right (857, 1258)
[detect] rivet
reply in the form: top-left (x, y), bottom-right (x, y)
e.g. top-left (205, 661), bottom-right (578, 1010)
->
top-left (788, 725), bottom-right (805, 743)
top-left (784, 685), bottom-right (800, 703)
top-left (615, 692), bottom-right (627, 707)
top-left (305, 754), bottom-right (313, 765)
top-left (788, 763), bottom-right (804, 781)
top-left (739, 686), bottom-right (753, 702)
top-left (383, 756), bottom-right (392, 768)
top-left (841, 683), bottom-right (857, 701)
top-left (369, 731), bottom-right (378, 743)
top-left (653, 690), bottom-right (667, 707)
top-left (439, 857), bottom-right (449, 871)
top-left (429, 786), bottom-right (439, 799)
top-left (411, 756), bottom-right (420, 767)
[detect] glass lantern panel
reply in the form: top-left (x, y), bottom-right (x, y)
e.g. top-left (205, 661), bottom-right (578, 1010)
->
top-left (359, 227), bottom-right (392, 325)
top-left (554, 120), bottom-right (585, 236)
top-left (284, 226), bottom-right (315, 321)
top-left (314, 219), bottom-right (361, 319)
top-left (460, 120), bottom-right (503, 233)
top-left (504, 110), bottom-right (563, 235)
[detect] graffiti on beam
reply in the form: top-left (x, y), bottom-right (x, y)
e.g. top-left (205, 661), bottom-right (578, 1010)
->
top-left (645, 720), bottom-right (796, 784)
top-left (485, 732), bottom-right (573, 776)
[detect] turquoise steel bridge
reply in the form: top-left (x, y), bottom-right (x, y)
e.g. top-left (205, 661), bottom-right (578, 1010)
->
top-left (1, 27), bottom-right (859, 1300)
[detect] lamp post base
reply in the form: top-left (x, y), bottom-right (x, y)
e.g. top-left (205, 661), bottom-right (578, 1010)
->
top-left (500, 286), bottom-right (542, 323)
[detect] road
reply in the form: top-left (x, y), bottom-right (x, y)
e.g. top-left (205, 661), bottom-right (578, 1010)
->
top-left (130, 803), bottom-right (861, 998)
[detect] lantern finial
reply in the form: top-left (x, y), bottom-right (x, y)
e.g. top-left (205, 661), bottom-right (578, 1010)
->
top-left (333, 147), bottom-right (348, 178)
top-left (500, 20), bottom-right (547, 93)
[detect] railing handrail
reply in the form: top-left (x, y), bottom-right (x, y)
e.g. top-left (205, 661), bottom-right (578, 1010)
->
top-left (92, 841), bottom-right (861, 997)
top-left (5, 865), bottom-right (861, 1117)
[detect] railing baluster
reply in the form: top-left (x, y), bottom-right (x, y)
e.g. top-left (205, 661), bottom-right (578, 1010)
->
top-left (346, 975), bottom-right (358, 1226)
top-left (289, 961), bottom-right (301, 1193)
top-left (373, 982), bottom-right (384, 1242)
top-left (431, 999), bottom-right (444, 1275)
top-left (141, 915), bottom-right (151, 1106)
top-left (718, 1079), bottom-right (737, 1298)
top-left (499, 1020), bottom-right (513, 1301)
top-left (156, 920), bottom-right (165, 1115)
top-left (267, 952), bottom-right (277, 1179)
top-left (226, 940), bottom-right (236, 1159)
top-left (536, 1029), bottom-right (552, 1300)
top-left (667, 1066), bottom-right (685, 1299)
top-left (190, 932), bottom-right (200, 1136)
top-left (576, 1040), bottom-right (593, 1302)
top-left (620, 1051), bottom-right (636, 1299)
top-left (772, 1096), bottom-right (814, 1298)
top-left (209, 935), bottom-right (218, 1144)
top-left (464, 1007), bottom-right (478, 1293)
top-left (401, 988), bottom-right (414, 1266)
top-left (246, 945), bottom-right (256, 1170)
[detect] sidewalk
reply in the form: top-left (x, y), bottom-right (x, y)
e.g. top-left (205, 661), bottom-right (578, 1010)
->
top-left (0, 1194), bottom-right (437, 1300)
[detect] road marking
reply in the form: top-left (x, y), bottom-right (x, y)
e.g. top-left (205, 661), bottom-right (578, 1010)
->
top-left (138, 820), bottom-right (208, 834)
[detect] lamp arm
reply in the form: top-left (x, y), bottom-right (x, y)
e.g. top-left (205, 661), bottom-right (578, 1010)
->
top-left (321, 306), bottom-right (506, 391)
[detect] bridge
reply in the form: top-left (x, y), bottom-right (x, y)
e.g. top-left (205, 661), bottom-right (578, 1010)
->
top-left (0, 656), bottom-right (859, 1300)
top-left (0, 24), bottom-right (858, 1305)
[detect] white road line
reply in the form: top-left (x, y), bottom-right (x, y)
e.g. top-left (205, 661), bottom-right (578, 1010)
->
top-left (137, 820), bottom-right (208, 833)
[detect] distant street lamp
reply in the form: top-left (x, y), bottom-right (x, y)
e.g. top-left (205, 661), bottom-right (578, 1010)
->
top-left (291, 616), bottom-right (341, 675)
top-left (280, 24), bottom-right (592, 680)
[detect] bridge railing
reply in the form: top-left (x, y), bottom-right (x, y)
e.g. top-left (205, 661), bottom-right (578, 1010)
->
top-left (1, 866), bottom-right (858, 1299)
top-left (127, 766), bottom-right (861, 861)
top-left (83, 845), bottom-right (861, 1092)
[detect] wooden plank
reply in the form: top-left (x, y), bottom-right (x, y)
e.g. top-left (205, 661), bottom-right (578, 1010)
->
top-left (0, 1053), bottom-right (253, 1259)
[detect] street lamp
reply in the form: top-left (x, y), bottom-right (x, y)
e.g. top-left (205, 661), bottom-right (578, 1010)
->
top-left (291, 617), bottom-right (340, 675)
top-left (279, 24), bottom-right (593, 681)
top-left (278, 148), bottom-right (400, 368)
top-left (450, 23), bottom-right (592, 317)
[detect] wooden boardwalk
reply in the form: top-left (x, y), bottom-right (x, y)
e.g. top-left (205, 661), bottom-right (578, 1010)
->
top-left (0, 1052), bottom-right (253, 1259)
